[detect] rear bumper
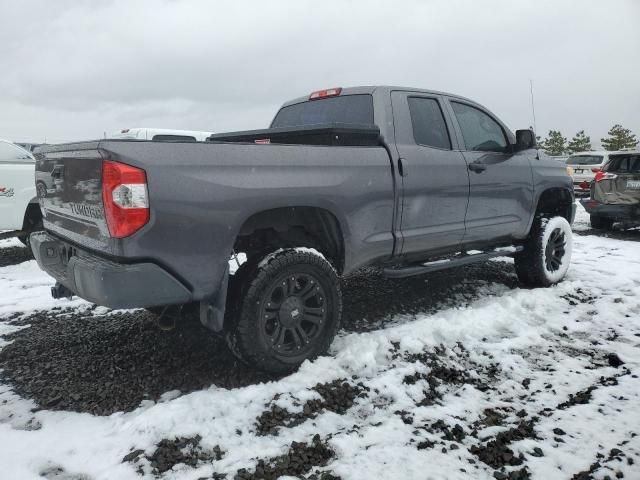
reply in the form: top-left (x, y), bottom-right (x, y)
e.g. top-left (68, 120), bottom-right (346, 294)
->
top-left (580, 199), bottom-right (640, 221)
top-left (30, 231), bottom-right (191, 309)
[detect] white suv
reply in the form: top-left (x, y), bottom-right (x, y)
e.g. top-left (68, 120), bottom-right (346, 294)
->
top-left (566, 151), bottom-right (612, 195)
top-left (0, 139), bottom-right (42, 246)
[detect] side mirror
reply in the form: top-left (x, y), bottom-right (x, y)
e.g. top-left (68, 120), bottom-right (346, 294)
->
top-left (515, 129), bottom-right (536, 151)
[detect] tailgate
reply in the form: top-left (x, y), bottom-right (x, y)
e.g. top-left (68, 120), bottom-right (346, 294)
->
top-left (34, 141), bottom-right (112, 252)
top-left (593, 153), bottom-right (640, 204)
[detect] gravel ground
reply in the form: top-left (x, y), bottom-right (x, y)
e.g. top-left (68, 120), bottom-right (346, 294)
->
top-left (0, 243), bottom-right (32, 268)
top-left (0, 261), bottom-right (515, 416)
top-left (1, 218), bottom-right (639, 479)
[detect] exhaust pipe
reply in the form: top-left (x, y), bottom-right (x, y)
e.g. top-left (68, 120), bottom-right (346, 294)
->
top-left (51, 282), bottom-right (74, 300)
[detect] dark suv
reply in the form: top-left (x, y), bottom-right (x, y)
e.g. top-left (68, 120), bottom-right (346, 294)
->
top-left (581, 151), bottom-right (640, 230)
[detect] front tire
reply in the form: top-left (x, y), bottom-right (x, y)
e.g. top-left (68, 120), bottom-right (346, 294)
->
top-left (225, 249), bottom-right (342, 374)
top-left (515, 216), bottom-right (573, 287)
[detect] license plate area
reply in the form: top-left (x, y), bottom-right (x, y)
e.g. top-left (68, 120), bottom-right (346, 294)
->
top-left (626, 180), bottom-right (640, 189)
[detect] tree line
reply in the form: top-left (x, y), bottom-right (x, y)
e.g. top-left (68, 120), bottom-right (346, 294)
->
top-left (535, 124), bottom-right (638, 156)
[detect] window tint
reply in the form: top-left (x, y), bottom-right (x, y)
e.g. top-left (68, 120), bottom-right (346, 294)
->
top-left (566, 155), bottom-right (603, 166)
top-left (152, 134), bottom-right (196, 142)
top-left (271, 94), bottom-right (374, 128)
top-left (407, 97), bottom-right (451, 149)
top-left (451, 102), bottom-right (507, 152)
top-left (0, 141), bottom-right (32, 162)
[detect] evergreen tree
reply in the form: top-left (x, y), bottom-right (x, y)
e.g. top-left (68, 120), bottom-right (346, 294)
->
top-left (542, 130), bottom-right (567, 156)
top-left (535, 135), bottom-right (545, 150)
top-left (567, 130), bottom-right (592, 153)
top-left (601, 124), bottom-right (638, 151)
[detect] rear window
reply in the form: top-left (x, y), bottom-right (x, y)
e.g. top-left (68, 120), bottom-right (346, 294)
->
top-left (152, 134), bottom-right (196, 142)
top-left (604, 154), bottom-right (640, 173)
top-left (271, 94), bottom-right (374, 128)
top-left (566, 155), bottom-right (603, 166)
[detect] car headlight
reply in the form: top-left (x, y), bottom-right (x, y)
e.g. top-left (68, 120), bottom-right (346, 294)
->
top-left (566, 166), bottom-right (574, 177)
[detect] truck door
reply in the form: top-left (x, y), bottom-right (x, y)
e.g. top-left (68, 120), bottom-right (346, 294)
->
top-left (390, 92), bottom-right (470, 255)
top-left (445, 99), bottom-right (534, 244)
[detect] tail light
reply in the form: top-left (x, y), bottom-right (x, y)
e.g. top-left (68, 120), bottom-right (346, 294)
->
top-left (102, 160), bottom-right (149, 238)
top-left (593, 169), bottom-right (617, 183)
top-left (309, 87), bottom-right (342, 100)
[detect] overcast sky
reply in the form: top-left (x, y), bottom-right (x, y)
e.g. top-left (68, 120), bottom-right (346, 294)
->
top-left (1, 0), bottom-right (639, 147)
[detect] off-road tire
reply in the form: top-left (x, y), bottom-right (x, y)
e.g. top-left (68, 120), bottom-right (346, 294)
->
top-left (17, 217), bottom-right (43, 252)
top-left (514, 216), bottom-right (573, 287)
top-left (225, 249), bottom-right (342, 374)
top-left (589, 214), bottom-right (614, 230)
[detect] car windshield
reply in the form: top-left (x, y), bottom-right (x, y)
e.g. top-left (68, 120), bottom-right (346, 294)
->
top-left (604, 154), bottom-right (640, 173)
top-left (271, 94), bottom-right (374, 128)
top-left (566, 155), bottom-right (603, 166)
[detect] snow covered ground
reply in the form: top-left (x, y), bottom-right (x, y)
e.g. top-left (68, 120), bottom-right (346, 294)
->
top-left (0, 205), bottom-right (639, 480)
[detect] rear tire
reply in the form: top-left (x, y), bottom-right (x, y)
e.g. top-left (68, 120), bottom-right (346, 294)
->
top-left (225, 249), bottom-right (342, 374)
top-left (515, 216), bottom-right (572, 287)
top-left (589, 214), bottom-right (614, 230)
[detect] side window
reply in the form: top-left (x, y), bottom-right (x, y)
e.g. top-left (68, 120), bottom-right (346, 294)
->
top-left (407, 97), bottom-right (451, 149)
top-left (0, 142), bottom-right (33, 162)
top-left (451, 102), bottom-right (508, 153)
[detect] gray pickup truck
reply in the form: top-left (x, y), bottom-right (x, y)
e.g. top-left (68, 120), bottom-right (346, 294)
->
top-left (32, 86), bottom-right (575, 373)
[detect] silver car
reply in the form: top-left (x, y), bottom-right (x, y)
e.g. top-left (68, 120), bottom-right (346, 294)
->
top-left (566, 151), bottom-right (612, 195)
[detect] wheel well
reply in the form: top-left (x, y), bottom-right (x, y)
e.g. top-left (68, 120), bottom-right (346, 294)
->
top-left (233, 207), bottom-right (345, 272)
top-left (535, 188), bottom-right (573, 221)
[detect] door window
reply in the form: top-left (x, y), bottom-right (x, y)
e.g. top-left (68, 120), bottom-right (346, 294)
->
top-left (451, 102), bottom-right (508, 153)
top-left (0, 141), bottom-right (33, 162)
top-left (407, 97), bottom-right (451, 150)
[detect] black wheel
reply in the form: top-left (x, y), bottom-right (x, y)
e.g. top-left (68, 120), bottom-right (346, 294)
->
top-left (225, 249), bottom-right (342, 374)
top-left (514, 216), bottom-right (573, 287)
top-left (590, 214), bottom-right (614, 230)
top-left (17, 214), bottom-right (43, 252)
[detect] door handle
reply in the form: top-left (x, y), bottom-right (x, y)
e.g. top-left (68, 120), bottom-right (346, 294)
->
top-left (468, 162), bottom-right (487, 173)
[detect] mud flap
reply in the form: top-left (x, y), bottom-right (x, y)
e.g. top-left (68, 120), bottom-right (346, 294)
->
top-left (199, 264), bottom-right (229, 332)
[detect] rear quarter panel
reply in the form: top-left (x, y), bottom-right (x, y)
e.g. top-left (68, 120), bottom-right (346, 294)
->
top-left (99, 140), bottom-right (395, 299)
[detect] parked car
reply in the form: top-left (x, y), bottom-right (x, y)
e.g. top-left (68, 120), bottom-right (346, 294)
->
top-left (15, 142), bottom-right (45, 152)
top-left (566, 151), bottom-right (613, 195)
top-left (31, 86), bottom-right (575, 373)
top-left (0, 140), bottom-right (42, 246)
top-left (580, 151), bottom-right (640, 229)
top-left (109, 128), bottom-right (213, 142)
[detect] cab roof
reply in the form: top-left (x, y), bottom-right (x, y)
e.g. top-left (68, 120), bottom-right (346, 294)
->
top-left (279, 85), bottom-right (480, 108)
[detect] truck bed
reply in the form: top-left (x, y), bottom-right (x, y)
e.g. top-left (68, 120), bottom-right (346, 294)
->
top-left (34, 138), bottom-right (395, 301)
